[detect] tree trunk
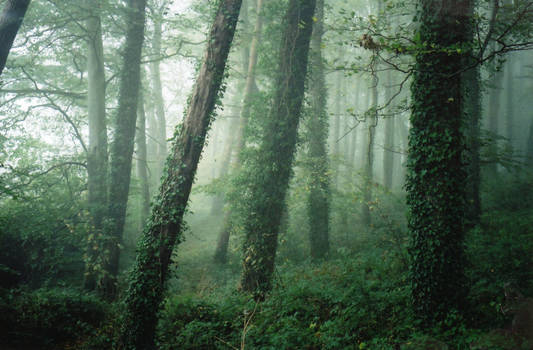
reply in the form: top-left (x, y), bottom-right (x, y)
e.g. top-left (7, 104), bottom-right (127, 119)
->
top-left (505, 54), bottom-right (514, 149)
top-left (382, 70), bottom-right (395, 190)
top-left (136, 87), bottom-right (150, 229)
top-left (307, 0), bottom-right (329, 261)
top-left (100, 0), bottom-right (147, 300)
top-left (407, 0), bottom-right (470, 325)
top-left (118, 1), bottom-right (242, 348)
top-left (487, 62), bottom-right (503, 175)
top-left (0, 0), bottom-right (30, 76)
top-left (331, 70), bottom-right (342, 188)
top-left (84, 2), bottom-right (109, 291)
top-left (214, 0), bottom-right (263, 264)
top-left (241, 0), bottom-right (316, 297)
top-left (361, 58), bottom-right (378, 227)
top-left (150, 15), bottom-right (167, 175)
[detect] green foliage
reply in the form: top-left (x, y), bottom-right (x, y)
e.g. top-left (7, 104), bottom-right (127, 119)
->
top-left (0, 288), bottom-right (108, 348)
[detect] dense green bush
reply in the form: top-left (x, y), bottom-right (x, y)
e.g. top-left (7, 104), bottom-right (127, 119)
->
top-left (0, 288), bottom-right (108, 348)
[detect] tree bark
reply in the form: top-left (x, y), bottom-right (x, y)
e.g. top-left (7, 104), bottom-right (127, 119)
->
top-left (307, 0), bottom-right (329, 261)
top-left (100, 0), bottom-right (147, 300)
top-left (0, 0), bottom-right (30, 76)
top-left (84, 1), bottom-right (109, 291)
top-left (407, 0), bottom-right (470, 325)
top-left (118, 1), bottom-right (242, 348)
top-left (136, 87), bottom-right (150, 228)
top-left (241, 0), bottom-right (316, 296)
top-left (150, 14), bottom-right (167, 176)
top-left (361, 58), bottom-right (378, 227)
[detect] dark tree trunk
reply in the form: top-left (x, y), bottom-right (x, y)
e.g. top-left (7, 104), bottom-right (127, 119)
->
top-left (118, 1), bottom-right (242, 348)
top-left (241, 0), bottom-right (316, 296)
top-left (307, 0), bottom-right (329, 261)
top-left (463, 6), bottom-right (481, 226)
top-left (214, 0), bottom-right (263, 264)
top-left (100, 0), bottom-right (147, 300)
top-left (407, 0), bottom-right (470, 325)
top-left (0, 0), bottom-right (30, 76)
top-left (84, 2), bottom-right (109, 291)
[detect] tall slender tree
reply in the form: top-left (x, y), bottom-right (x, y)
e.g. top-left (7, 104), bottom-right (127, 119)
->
top-left (100, 0), bottom-right (147, 300)
top-left (118, 0), bottom-right (242, 348)
top-left (84, 0), bottom-right (109, 291)
top-left (241, 0), bottom-right (316, 296)
top-left (0, 0), bottom-right (31, 76)
top-left (407, 0), bottom-right (471, 324)
top-left (307, 0), bottom-right (330, 260)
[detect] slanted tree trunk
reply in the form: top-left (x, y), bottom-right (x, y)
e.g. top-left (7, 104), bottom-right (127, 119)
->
top-left (214, 0), bottom-right (263, 264)
top-left (84, 2), bottom-right (109, 291)
top-left (118, 1), bottom-right (242, 348)
top-left (407, 0), bottom-right (470, 325)
top-left (136, 87), bottom-right (150, 228)
top-left (240, 0), bottom-right (316, 297)
top-left (99, 0), bottom-right (147, 300)
top-left (0, 0), bottom-right (30, 76)
top-left (307, 0), bottom-right (329, 261)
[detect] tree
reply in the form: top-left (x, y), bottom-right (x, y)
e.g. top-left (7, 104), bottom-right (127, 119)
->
top-left (99, 0), bottom-right (147, 300)
top-left (306, 0), bottom-right (330, 260)
top-left (406, 0), bottom-right (471, 324)
top-left (118, 0), bottom-right (242, 347)
top-left (83, 0), bottom-right (109, 291)
top-left (240, 0), bottom-right (316, 296)
top-left (0, 0), bottom-right (31, 76)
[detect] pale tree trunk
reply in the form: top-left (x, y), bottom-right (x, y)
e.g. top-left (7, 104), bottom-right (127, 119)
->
top-left (382, 70), bottom-right (395, 190)
top-left (331, 70), bottom-right (342, 188)
top-left (214, 0), bottom-right (263, 264)
top-left (118, 1), bottom-right (242, 348)
top-left (361, 57), bottom-right (378, 227)
top-left (505, 54), bottom-right (514, 148)
top-left (150, 14), bottom-right (167, 177)
top-left (84, 1), bottom-right (108, 291)
top-left (487, 58), bottom-right (504, 175)
top-left (136, 87), bottom-right (150, 229)
top-left (0, 0), bottom-right (30, 76)
top-left (100, 0), bottom-right (147, 300)
top-left (241, 0), bottom-right (316, 296)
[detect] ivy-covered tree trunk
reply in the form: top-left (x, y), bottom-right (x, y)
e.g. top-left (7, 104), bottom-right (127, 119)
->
top-left (84, 1), bottom-right (109, 291)
top-left (0, 0), bottom-right (30, 76)
top-left (213, 0), bottom-right (263, 264)
top-left (118, 1), bottom-right (242, 348)
top-left (241, 0), bottom-right (316, 296)
top-left (407, 0), bottom-right (470, 325)
top-left (307, 0), bottom-right (329, 260)
top-left (100, 0), bottom-right (147, 300)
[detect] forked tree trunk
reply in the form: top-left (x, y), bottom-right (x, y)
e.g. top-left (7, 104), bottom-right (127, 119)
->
top-left (241, 0), bottom-right (316, 297)
top-left (118, 1), bottom-right (242, 348)
top-left (100, 0), bottom-right (147, 300)
top-left (0, 0), bottom-right (30, 76)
